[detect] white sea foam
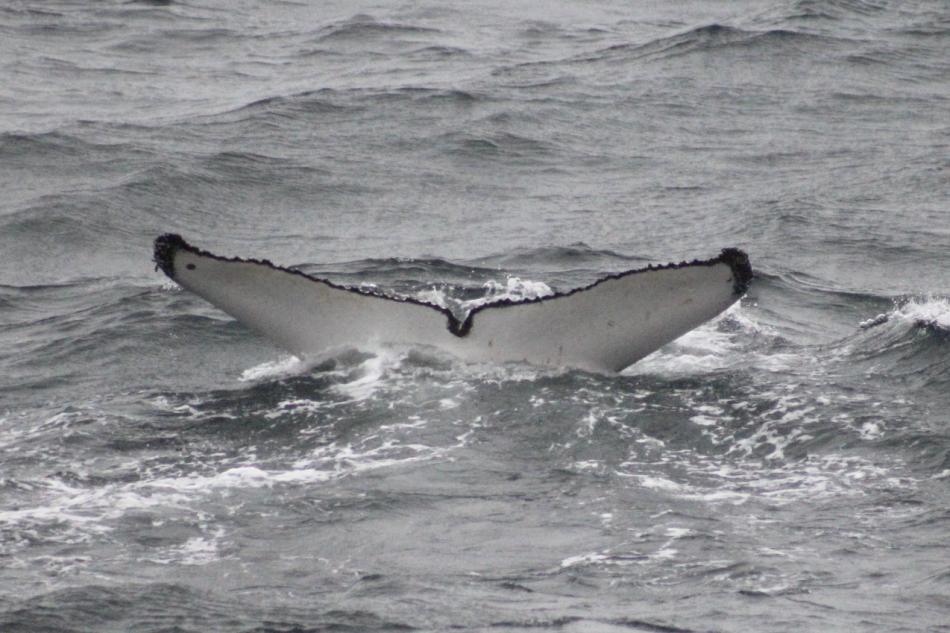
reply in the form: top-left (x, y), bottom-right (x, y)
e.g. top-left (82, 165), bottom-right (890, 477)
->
top-left (629, 474), bottom-right (683, 492)
top-left (145, 527), bottom-right (226, 566)
top-left (413, 276), bottom-right (554, 316)
top-left (331, 353), bottom-right (391, 401)
top-left (239, 355), bottom-right (311, 382)
top-left (0, 392), bottom-right (466, 567)
top-left (620, 448), bottom-right (905, 510)
top-left (625, 303), bottom-right (754, 375)
top-left (624, 303), bottom-right (804, 377)
top-left (560, 551), bottom-right (610, 568)
top-left (690, 404), bottom-right (729, 427)
top-left (860, 295), bottom-right (950, 331)
top-left (0, 438), bottom-right (454, 566)
top-left (464, 276), bottom-right (554, 309)
top-left (413, 287), bottom-right (452, 311)
top-left (893, 295), bottom-right (950, 329)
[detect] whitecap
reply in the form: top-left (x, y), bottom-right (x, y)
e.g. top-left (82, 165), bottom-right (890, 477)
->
top-left (239, 355), bottom-right (311, 382)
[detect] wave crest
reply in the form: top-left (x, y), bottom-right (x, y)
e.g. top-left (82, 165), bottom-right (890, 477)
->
top-left (860, 296), bottom-right (950, 333)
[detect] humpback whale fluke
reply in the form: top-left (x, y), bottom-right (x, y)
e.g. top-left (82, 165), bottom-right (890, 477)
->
top-left (154, 234), bottom-right (752, 373)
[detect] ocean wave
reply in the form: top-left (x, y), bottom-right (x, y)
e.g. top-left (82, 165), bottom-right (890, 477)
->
top-left (0, 130), bottom-right (146, 166)
top-left (436, 130), bottom-right (558, 164)
top-left (488, 20), bottom-right (870, 83)
top-left (0, 305), bottom-right (938, 617)
top-left (295, 256), bottom-right (498, 295)
top-left (0, 130), bottom-right (84, 158)
top-left (0, 151), bottom-right (333, 241)
top-left (0, 6), bottom-right (63, 19)
top-left (472, 243), bottom-right (642, 270)
top-left (8, 15), bottom-right (117, 36)
top-left (1, 584), bottom-right (412, 633)
top-left (838, 296), bottom-right (950, 376)
top-left (195, 150), bottom-right (330, 183)
top-left (406, 44), bottom-right (473, 60)
top-left (626, 302), bottom-right (789, 377)
top-left (106, 25), bottom-right (240, 53)
top-left (860, 295), bottom-right (950, 333)
top-left (789, 0), bottom-right (888, 20)
top-left (209, 86), bottom-right (481, 128)
top-left (226, 89), bottom-right (354, 118)
top-left (314, 14), bottom-right (442, 43)
top-left (0, 359), bottom-right (475, 560)
top-left (581, 23), bottom-right (855, 65)
top-left (391, 86), bottom-right (481, 104)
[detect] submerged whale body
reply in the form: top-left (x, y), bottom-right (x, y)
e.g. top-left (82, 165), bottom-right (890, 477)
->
top-left (153, 234), bottom-right (752, 373)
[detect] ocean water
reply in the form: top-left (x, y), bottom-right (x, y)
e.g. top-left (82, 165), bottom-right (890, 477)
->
top-left (1, 0), bottom-right (948, 631)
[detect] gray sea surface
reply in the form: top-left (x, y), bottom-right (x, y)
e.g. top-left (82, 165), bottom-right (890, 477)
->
top-left (1, 1), bottom-right (948, 631)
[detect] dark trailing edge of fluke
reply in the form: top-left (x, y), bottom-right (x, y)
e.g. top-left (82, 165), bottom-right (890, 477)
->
top-left (153, 233), bottom-right (752, 339)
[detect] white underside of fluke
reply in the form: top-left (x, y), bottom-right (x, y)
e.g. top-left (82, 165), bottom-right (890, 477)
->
top-left (154, 236), bottom-right (751, 373)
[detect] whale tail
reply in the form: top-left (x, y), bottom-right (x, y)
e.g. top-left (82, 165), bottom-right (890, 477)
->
top-left (154, 234), bottom-right (751, 372)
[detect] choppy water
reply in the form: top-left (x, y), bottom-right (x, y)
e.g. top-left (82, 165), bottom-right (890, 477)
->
top-left (1, 1), bottom-right (948, 631)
